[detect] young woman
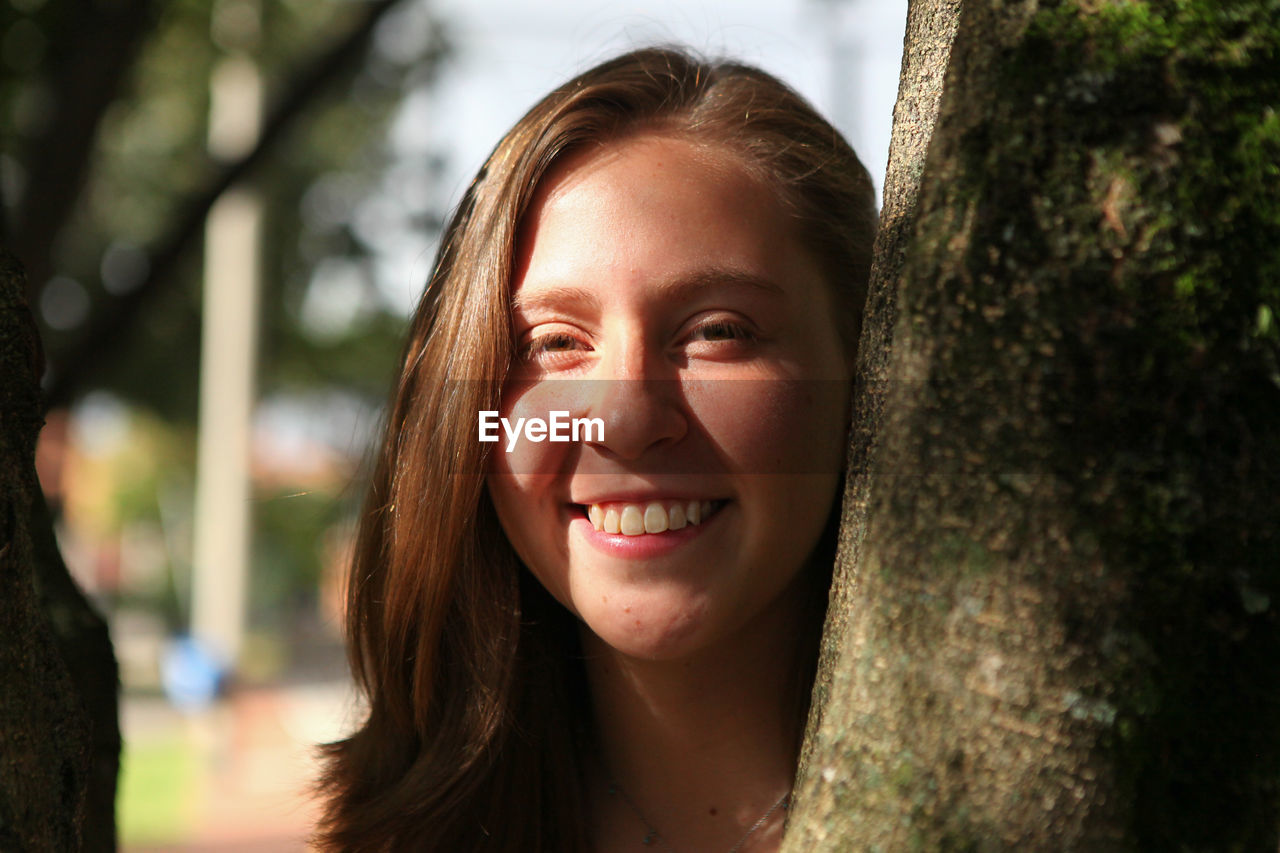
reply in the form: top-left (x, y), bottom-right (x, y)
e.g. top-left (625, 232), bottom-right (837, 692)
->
top-left (317, 47), bottom-right (876, 851)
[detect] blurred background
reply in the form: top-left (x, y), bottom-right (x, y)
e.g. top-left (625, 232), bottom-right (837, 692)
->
top-left (1, 0), bottom-right (905, 848)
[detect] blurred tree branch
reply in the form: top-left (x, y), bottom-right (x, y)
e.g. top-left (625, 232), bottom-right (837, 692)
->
top-left (42, 0), bottom-right (408, 411)
top-left (10, 1), bottom-right (158, 297)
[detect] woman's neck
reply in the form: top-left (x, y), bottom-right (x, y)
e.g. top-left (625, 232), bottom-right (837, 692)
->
top-left (581, 579), bottom-right (812, 852)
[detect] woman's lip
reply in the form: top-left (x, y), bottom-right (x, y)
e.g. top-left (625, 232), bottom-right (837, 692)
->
top-left (570, 494), bottom-right (725, 504)
top-left (567, 501), bottom-right (727, 558)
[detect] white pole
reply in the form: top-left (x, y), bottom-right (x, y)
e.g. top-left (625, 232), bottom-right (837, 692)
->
top-left (191, 3), bottom-right (262, 670)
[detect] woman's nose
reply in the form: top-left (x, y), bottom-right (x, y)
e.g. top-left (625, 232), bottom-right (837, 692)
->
top-left (585, 341), bottom-right (686, 460)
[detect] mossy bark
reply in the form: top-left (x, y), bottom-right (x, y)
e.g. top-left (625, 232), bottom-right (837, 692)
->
top-left (787, 1), bottom-right (1280, 850)
top-left (1, 250), bottom-right (118, 851)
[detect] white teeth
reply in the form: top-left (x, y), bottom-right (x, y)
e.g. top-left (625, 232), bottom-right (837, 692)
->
top-left (620, 505), bottom-right (645, 536)
top-left (584, 500), bottom-right (717, 535)
top-left (643, 502), bottom-right (668, 534)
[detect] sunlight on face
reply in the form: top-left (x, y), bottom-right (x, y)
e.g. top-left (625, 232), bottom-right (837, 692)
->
top-left (487, 135), bottom-right (851, 661)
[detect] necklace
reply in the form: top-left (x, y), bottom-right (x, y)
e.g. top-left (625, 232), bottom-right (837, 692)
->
top-left (606, 781), bottom-right (791, 853)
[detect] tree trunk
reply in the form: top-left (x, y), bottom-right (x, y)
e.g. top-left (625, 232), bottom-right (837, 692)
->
top-left (1, 250), bottom-right (118, 851)
top-left (794, 0), bottom-right (963, 787)
top-left (787, 1), bottom-right (1280, 849)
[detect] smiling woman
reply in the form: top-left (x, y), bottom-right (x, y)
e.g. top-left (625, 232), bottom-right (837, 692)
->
top-left (315, 47), bottom-right (876, 852)
top-left (491, 134), bottom-right (852, 669)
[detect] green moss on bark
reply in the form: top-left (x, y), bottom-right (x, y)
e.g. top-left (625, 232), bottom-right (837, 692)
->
top-left (792, 0), bottom-right (1280, 849)
top-left (980, 5), bottom-right (1280, 846)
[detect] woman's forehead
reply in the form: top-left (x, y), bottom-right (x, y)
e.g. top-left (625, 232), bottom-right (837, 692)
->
top-left (531, 133), bottom-right (761, 212)
top-left (513, 137), bottom-right (799, 286)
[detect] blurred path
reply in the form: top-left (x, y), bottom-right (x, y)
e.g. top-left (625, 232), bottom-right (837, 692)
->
top-left (121, 680), bottom-right (359, 852)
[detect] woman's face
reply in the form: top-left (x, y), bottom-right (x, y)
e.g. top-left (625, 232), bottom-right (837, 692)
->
top-left (487, 134), bottom-right (851, 661)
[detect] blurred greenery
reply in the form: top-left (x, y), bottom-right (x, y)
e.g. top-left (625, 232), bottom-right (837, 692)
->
top-left (118, 732), bottom-right (197, 845)
top-left (1, 0), bottom-right (450, 663)
top-left (251, 485), bottom-right (346, 626)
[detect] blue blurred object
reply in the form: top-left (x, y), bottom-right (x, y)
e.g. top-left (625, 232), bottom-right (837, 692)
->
top-left (161, 634), bottom-right (227, 710)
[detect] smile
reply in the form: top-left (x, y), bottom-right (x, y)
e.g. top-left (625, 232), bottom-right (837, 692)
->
top-left (583, 500), bottom-right (725, 535)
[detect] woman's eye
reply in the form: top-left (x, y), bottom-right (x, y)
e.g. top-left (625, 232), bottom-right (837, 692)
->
top-left (520, 332), bottom-right (585, 361)
top-left (689, 320), bottom-right (756, 343)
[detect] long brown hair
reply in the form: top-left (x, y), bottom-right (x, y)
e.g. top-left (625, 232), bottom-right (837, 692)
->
top-left (316, 46), bottom-right (876, 851)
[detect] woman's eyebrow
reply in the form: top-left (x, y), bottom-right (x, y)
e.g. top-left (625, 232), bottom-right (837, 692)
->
top-left (656, 268), bottom-right (785, 301)
top-left (510, 285), bottom-right (601, 315)
top-left (512, 268), bottom-right (784, 313)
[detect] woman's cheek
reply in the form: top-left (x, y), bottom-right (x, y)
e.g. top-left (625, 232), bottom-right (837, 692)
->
top-left (690, 378), bottom-right (847, 475)
top-left (493, 379), bottom-right (588, 475)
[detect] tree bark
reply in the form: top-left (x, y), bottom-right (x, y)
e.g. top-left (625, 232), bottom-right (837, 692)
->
top-left (788, 1), bottom-right (1280, 849)
top-left (794, 0), bottom-right (963, 790)
top-left (29, 484), bottom-right (120, 852)
top-left (1, 250), bottom-right (117, 851)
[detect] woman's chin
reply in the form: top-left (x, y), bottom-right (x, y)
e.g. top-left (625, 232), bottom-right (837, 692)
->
top-left (578, 596), bottom-right (715, 663)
